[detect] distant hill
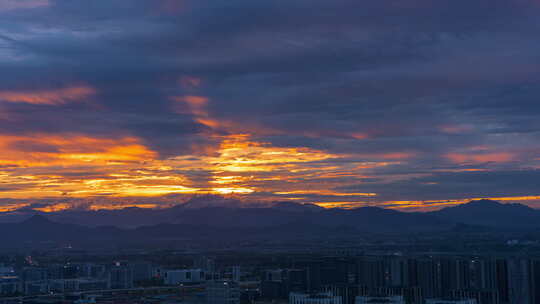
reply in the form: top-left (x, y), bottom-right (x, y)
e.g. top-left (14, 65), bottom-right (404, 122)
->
top-left (431, 199), bottom-right (540, 228)
top-left (25, 203), bottom-right (450, 232)
top-left (0, 199), bottom-right (539, 248)
top-left (0, 203), bottom-right (451, 248)
top-left (0, 215), bottom-right (126, 248)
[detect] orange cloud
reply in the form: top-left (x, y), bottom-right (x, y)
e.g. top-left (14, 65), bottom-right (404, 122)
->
top-left (381, 152), bottom-right (416, 160)
top-left (446, 152), bottom-right (515, 164)
top-left (172, 95), bottom-right (209, 115)
top-left (0, 132), bottom-right (373, 201)
top-left (0, 86), bottom-right (96, 105)
top-left (0, 134), bottom-right (155, 167)
top-left (350, 133), bottom-right (369, 140)
top-left (171, 95), bottom-right (224, 129)
top-left (172, 95), bottom-right (208, 106)
top-left (439, 124), bottom-right (473, 134)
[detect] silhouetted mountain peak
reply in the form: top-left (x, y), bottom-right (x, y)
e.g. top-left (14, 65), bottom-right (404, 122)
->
top-left (22, 214), bottom-right (53, 225)
top-left (433, 199), bottom-right (539, 228)
top-left (465, 199), bottom-right (504, 208)
top-left (453, 199), bottom-right (533, 211)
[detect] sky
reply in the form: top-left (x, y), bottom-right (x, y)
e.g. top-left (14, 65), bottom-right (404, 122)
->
top-left (1, 0), bottom-right (540, 211)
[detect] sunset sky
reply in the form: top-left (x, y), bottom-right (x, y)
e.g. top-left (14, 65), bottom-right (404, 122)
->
top-left (1, 0), bottom-right (540, 211)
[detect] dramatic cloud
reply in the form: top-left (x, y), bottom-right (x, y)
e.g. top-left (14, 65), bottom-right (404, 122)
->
top-left (0, 86), bottom-right (96, 105)
top-left (1, 0), bottom-right (540, 210)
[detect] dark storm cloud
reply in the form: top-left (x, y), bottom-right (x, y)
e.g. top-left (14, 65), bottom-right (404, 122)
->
top-left (1, 0), bottom-right (540, 204)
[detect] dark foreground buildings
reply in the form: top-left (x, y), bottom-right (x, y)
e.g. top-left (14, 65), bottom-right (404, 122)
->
top-left (0, 254), bottom-right (538, 303)
top-left (261, 256), bottom-right (540, 304)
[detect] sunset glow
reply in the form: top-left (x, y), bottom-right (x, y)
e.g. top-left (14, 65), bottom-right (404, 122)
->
top-left (1, 0), bottom-right (540, 213)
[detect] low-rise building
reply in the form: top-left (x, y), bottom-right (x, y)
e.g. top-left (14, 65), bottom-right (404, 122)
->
top-left (24, 280), bottom-right (49, 295)
top-left (165, 269), bottom-right (205, 285)
top-left (49, 278), bottom-right (108, 292)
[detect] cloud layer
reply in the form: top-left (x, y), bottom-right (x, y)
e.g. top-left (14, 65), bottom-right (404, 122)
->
top-left (1, 0), bottom-right (540, 210)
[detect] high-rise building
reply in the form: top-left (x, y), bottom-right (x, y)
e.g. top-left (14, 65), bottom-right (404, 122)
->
top-left (195, 256), bottom-right (216, 273)
top-left (0, 276), bottom-right (19, 295)
top-left (289, 292), bottom-right (342, 304)
top-left (528, 259), bottom-right (540, 304)
top-left (21, 267), bottom-right (48, 282)
top-left (416, 258), bottom-right (441, 299)
top-left (323, 283), bottom-right (361, 304)
top-left (495, 259), bottom-right (510, 303)
top-left (24, 281), bottom-right (49, 295)
top-left (294, 260), bottom-right (323, 292)
top-left (321, 257), bottom-right (350, 285)
top-left (206, 280), bottom-right (240, 304)
top-left (287, 269), bottom-right (308, 292)
top-left (78, 263), bottom-right (106, 279)
top-left (131, 262), bottom-right (154, 282)
top-left (364, 286), bottom-right (422, 304)
top-left (451, 289), bottom-right (499, 304)
top-left (108, 264), bottom-right (133, 289)
top-left (232, 266), bottom-right (241, 282)
top-left (507, 258), bottom-right (531, 304)
top-left (357, 257), bottom-right (387, 289)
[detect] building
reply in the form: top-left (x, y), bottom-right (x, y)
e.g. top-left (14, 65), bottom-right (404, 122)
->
top-left (21, 267), bottom-right (48, 282)
top-left (289, 292), bottom-right (342, 304)
top-left (507, 258), bottom-right (531, 304)
top-left (232, 266), bottom-right (241, 282)
top-left (79, 263), bottom-right (107, 279)
top-left (49, 278), bottom-right (108, 293)
top-left (77, 278), bottom-right (109, 291)
top-left (0, 276), bottom-right (19, 295)
top-left (0, 266), bottom-right (15, 276)
top-left (528, 259), bottom-right (540, 304)
top-left (24, 280), bottom-right (49, 295)
top-left (266, 269), bottom-right (285, 282)
top-left (108, 264), bottom-right (133, 289)
top-left (425, 299), bottom-right (477, 304)
top-left (355, 295), bottom-right (404, 304)
top-left (293, 260), bottom-right (326, 291)
top-left (195, 256), bottom-right (216, 273)
top-left (323, 283), bottom-right (361, 304)
top-left (131, 262), bottom-right (155, 282)
top-left (287, 269), bottom-right (308, 293)
top-left (364, 287), bottom-right (422, 304)
top-left (165, 269), bottom-right (205, 285)
top-left (206, 280), bottom-right (240, 304)
top-left (451, 289), bottom-right (499, 304)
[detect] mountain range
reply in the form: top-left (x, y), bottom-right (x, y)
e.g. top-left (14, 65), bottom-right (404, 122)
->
top-left (0, 198), bottom-right (539, 248)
